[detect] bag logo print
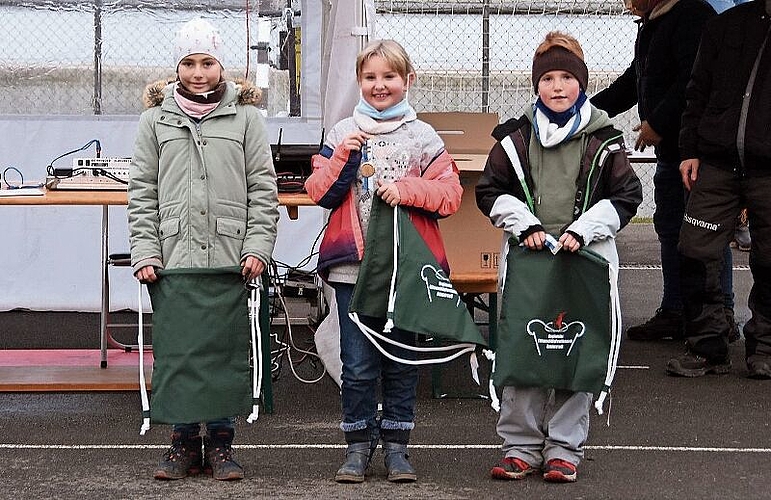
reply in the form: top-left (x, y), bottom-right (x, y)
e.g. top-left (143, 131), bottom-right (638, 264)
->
top-left (526, 311), bottom-right (585, 356)
top-left (420, 264), bottom-right (462, 307)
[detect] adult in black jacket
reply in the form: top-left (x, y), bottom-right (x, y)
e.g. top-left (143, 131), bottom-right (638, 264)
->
top-left (592, 0), bottom-right (733, 342)
top-left (669, 0), bottom-right (771, 378)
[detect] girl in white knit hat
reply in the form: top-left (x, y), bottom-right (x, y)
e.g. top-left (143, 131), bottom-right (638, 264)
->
top-left (128, 17), bottom-right (278, 482)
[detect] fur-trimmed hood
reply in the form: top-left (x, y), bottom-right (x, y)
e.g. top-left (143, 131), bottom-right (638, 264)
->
top-left (649, 0), bottom-right (680, 20)
top-left (142, 77), bottom-right (263, 109)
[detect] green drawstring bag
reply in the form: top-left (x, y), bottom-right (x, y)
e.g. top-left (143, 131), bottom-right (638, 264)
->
top-left (349, 196), bottom-right (487, 366)
top-left (147, 267), bottom-right (252, 424)
top-left (493, 243), bottom-right (621, 404)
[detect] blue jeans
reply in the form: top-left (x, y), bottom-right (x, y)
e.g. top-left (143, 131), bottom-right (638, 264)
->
top-left (334, 283), bottom-right (418, 433)
top-left (653, 160), bottom-right (734, 310)
top-left (173, 418), bottom-right (234, 438)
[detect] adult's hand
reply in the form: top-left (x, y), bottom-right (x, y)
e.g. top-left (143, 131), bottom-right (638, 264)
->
top-left (680, 158), bottom-right (700, 191)
top-left (633, 121), bottom-right (662, 151)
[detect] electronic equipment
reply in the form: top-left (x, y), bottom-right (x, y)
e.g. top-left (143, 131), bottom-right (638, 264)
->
top-left (44, 134), bottom-right (322, 192)
top-left (272, 128), bottom-right (322, 193)
top-left (273, 143), bottom-right (316, 193)
top-left (272, 143), bottom-right (318, 176)
top-left (46, 157), bottom-right (131, 190)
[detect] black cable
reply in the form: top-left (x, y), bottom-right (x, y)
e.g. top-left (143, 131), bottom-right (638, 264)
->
top-left (267, 258), bottom-right (326, 384)
top-left (45, 139), bottom-right (102, 178)
top-left (271, 218), bottom-right (328, 275)
top-left (91, 168), bottom-right (129, 184)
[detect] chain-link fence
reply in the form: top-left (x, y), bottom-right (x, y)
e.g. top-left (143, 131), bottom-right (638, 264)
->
top-left (0, 0), bottom-right (300, 116)
top-left (372, 0), bottom-right (654, 218)
top-left (0, 0), bottom-right (655, 216)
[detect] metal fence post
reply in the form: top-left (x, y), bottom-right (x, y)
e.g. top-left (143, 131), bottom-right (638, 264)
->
top-left (93, 0), bottom-right (103, 115)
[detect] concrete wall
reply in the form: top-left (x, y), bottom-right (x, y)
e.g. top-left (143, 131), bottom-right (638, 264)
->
top-left (1, 66), bottom-right (291, 117)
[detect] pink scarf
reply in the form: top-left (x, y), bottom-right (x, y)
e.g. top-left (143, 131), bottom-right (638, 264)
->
top-left (172, 82), bottom-right (224, 119)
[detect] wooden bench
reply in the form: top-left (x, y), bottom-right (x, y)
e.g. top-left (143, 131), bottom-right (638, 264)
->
top-left (451, 271), bottom-right (498, 294)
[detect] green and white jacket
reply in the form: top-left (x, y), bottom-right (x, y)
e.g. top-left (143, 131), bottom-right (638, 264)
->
top-left (475, 103), bottom-right (642, 271)
top-left (128, 78), bottom-right (279, 273)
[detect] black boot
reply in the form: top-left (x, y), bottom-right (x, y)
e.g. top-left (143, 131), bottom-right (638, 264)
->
top-left (203, 428), bottom-right (244, 481)
top-left (726, 307), bottom-right (741, 343)
top-left (153, 431), bottom-right (202, 480)
top-left (334, 429), bottom-right (376, 483)
top-left (381, 429), bottom-right (417, 483)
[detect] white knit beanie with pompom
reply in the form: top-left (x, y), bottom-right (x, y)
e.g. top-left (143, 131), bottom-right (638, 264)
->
top-left (173, 18), bottom-right (224, 70)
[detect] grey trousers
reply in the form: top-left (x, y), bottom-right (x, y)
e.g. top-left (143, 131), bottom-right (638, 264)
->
top-left (496, 385), bottom-right (592, 468)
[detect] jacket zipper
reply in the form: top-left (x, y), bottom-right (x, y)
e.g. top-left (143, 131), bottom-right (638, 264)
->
top-left (581, 134), bottom-right (624, 215)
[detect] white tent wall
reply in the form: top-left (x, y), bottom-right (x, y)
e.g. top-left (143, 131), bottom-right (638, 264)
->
top-left (322, 0), bottom-right (375, 130)
top-left (307, 0), bottom-right (374, 387)
top-left (0, 0), bottom-right (328, 312)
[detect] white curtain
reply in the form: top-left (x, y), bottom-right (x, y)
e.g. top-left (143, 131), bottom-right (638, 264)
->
top-left (321, 0), bottom-right (375, 131)
top-left (313, 0), bottom-right (375, 386)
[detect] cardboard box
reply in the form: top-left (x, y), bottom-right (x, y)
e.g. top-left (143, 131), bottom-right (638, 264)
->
top-left (418, 112), bottom-right (503, 276)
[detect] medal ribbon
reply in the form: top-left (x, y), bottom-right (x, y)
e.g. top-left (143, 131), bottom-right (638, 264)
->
top-left (361, 139), bottom-right (372, 193)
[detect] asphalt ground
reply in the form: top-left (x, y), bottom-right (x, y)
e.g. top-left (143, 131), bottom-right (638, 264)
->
top-left (1, 223), bottom-right (768, 500)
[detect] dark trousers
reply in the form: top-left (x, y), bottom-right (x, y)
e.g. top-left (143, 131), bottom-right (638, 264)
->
top-left (173, 418), bottom-right (234, 438)
top-left (678, 164), bottom-right (771, 363)
top-left (654, 160), bottom-right (734, 311)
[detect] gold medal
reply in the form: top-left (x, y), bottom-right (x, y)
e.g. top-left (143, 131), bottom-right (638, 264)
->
top-left (360, 161), bottom-right (376, 178)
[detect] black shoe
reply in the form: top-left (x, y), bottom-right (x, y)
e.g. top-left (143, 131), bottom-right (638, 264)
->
top-left (203, 430), bottom-right (244, 481)
top-left (334, 429), bottom-right (378, 483)
top-left (666, 351), bottom-right (731, 377)
top-left (747, 359), bottom-right (771, 380)
top-left (626, 308), bottom-right (683, 341)
top-left (334, 441), bottom-right (372, 483)
top-left (733, 216), bottom-right (751, 252)
top-left (725, 307), bottom-right (741, 343)
top-left (383, 442), bottom-right (417, 483)
top-left (153, 433), bottom-right (202, 480)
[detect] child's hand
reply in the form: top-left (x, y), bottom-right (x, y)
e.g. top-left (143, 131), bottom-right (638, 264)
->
top-left (523, 231), bottom-right (546, 250)
top-left (135, 265), bottom-right (157, 283)
top-left (559, 232), bottom-right (581, 252)
top-left (376, 181), bottom-right (401, 207)
top-left (341, 131), bottom-right (370, 152)
top-left (241, 255), bottom-right (265, 281)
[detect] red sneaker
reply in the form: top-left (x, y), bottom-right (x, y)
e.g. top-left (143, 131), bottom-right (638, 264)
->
top-left (543, 458), bottom-right (577, 483)
top-left (490, 457), bottom-right (533, 480)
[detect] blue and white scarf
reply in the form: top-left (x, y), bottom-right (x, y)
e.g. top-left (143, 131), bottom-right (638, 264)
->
top-left (532, 92), bottom-right (592, 148)
top-left (353, 96), bottom-right (417, 134)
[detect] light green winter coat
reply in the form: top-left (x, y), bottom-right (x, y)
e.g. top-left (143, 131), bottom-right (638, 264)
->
top-left (128, 78), bottom-right (279, 273)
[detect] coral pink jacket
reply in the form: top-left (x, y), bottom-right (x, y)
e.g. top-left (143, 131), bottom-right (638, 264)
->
top-left (306, 143), bottom-right (462, 281)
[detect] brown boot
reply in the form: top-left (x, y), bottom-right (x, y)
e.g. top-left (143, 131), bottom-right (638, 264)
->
top-left (203, 429), bottom-right (244, 481)
top-left (153, 432), bottom-right (202, 480)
